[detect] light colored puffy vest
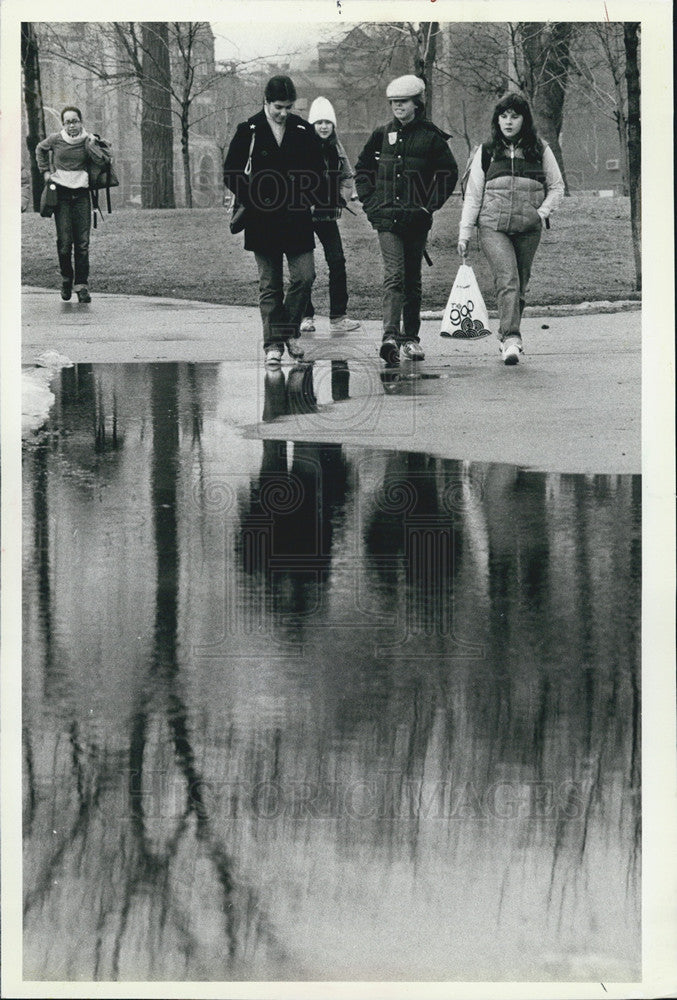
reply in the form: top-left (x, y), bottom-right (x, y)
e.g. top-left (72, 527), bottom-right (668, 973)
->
top-left (479, 145), bottom-right (546, 234)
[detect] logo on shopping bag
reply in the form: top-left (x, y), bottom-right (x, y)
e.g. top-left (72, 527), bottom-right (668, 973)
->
top-left (441, 300), bottom-right (491, 339)
top-left (440, 263), bottom-right (492, 339)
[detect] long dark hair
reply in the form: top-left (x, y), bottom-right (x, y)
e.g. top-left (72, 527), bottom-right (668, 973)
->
top-left (488, 92), bottom-right (541, 161)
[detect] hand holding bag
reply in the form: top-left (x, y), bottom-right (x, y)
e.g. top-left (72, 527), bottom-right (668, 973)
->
top-left (229, 128), bottom-right (256, 235)
top-left (440, 262), bottom-right (492, 339)
top-left (39, 179), bottom-right (59, 218)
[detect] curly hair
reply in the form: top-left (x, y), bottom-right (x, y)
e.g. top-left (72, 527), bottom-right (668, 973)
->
top-left (61, 106), bottom-right (83, 123)
top-left (487, 92), bottom-right (541, 161)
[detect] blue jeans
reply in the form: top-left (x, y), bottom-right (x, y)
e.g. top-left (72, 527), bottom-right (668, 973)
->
top-left (54, 186), bottom-right (91, 285)
top-left (304, 220), bottom-right (348, 320)
top-left (254, 250), bottom-right (315, 350)
top-left (377, 230), bottom-right (427, 343)
top-left (479, 226), bottom-right (542, 341)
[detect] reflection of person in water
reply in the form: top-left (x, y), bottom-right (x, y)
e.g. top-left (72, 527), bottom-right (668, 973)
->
top-left (363, 451), bottom-right (464, 642)
top-left (238, 366), bottom-right (350, 626)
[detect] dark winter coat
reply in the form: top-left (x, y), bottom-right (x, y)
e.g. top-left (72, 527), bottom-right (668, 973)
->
top-left (355, 114), bottom-right (458, 235)
top-left (312, 136), bottom-right (355, 222)
top-left (223, 109), bottom-right (328, 255)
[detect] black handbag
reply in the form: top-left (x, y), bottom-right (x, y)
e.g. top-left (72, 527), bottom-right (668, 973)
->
top-left (229, 128), bottom-right (256, 235)
top-left (39, 180), bottom-right (59, 218)
top-left (88, 136), bottom-right (119, 225)
top-left (88, 136), bottom-right (120, 190)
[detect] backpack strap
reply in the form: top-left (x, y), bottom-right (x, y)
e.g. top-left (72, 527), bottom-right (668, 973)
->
top-left (480, 143), bottom-right (491, 174)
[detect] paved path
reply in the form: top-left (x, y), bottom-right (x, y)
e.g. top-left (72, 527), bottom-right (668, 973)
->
top-left (21, 286), bottom-right (640, 474)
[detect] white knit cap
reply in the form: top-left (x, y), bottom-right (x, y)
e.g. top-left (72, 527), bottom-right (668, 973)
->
top-left (386, 75), bottom-right (425, 100)
top-left (308, 96), bottom-right (337, 126)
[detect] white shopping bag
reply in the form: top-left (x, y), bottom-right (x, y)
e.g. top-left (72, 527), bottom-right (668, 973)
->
top-left (440, 263), bottom-right (492, 339)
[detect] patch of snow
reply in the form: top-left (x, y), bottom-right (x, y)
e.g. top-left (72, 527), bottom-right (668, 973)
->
top-left (22, 352), bottom-right (73, 438)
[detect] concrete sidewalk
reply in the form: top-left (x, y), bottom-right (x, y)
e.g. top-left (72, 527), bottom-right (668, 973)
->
top-left (21, 286), bottom-right (641, 474)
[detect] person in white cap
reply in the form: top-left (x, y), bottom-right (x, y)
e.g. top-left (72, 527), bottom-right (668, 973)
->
top-left (300, 96), bottom-right (360, 335)
top-left (355, 75), bottom-right (458, 364)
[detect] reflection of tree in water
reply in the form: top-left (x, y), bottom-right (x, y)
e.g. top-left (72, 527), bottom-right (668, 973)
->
top-left (328, 461), bottom-right (640, 898)
top-left (22, 360), bottom-right (641, 977)
top-left (23, 365), bottom-right (291, 979)
top-left (364, 451), bottom-right (466, 637)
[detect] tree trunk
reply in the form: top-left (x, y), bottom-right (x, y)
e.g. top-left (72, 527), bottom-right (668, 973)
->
top-left (518, 22), bottom-right (574, 194)
top-left (181, 113), bottom-right (192, 208)
top-left (424, 23), bottom-right (437, 118)
top-left (603, 24), bottom-right (630, 196)
top-left (21, 23), bottom-right (46, 212)
top-left (141, 23), bottom-right (175, 208)
top-left (614, 108), bottom-right (630, 197)
top-left (624, 23), bottom-right (641, 291)
top-left (413, 22), bottom-right (438, 118)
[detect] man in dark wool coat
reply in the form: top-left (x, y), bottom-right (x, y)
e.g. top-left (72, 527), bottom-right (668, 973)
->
top-left (224, 75), bottom-right (328, 367)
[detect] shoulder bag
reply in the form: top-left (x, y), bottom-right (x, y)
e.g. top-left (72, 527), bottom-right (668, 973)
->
top-left (39, 179), bottom-right (59, 218)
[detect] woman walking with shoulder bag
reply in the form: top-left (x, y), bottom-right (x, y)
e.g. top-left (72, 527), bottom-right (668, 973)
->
top-left (35, 106), bottom-right (112, 303)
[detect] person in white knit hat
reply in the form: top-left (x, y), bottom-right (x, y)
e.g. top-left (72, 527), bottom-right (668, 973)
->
top-left (299, 96), bottom-right (360, 334)
top-left (355, 75), bottom-right (458, 364)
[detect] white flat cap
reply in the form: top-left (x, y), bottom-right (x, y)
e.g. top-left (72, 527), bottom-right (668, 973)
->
top-left (386, 75), bottom-right (426, 100)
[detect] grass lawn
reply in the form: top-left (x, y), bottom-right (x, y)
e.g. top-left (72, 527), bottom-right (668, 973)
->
top-left (22, 195), bottom-right (639, 315)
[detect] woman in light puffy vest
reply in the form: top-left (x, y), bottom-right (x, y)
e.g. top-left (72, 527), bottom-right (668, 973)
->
top-left (457, 92), bottom-right (564, 365)
top-left (300, 96), bottom-right (360, 335)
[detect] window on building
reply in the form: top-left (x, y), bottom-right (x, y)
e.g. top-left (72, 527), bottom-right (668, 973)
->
top-left (606, 159), bottom-right (620, 171)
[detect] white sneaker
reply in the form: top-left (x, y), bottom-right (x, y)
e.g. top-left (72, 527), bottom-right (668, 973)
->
top-left (501, 339), bottom-right (522, 365)
top-left (300, 317), bottom-right (315, 333)
top-left (330, 315), bottom-right (360, 333)
top-left (401, 340), bottom-right (425, 361)
top-left (264, 347), bottom-right (282, 367)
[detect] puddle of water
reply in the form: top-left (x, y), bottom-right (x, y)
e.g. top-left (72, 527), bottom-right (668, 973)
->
top-left (22, 362), bottom-right (641, 982)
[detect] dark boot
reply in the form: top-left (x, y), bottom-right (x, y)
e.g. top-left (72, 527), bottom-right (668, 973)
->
top-left (61, 279), bottom-right (72, 301)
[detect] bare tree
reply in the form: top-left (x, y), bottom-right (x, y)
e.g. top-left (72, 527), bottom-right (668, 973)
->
top-left (566, 23), bottom-right (630, 194)
top-left (37, 22), bottom-right (228, 208)
top-left (169, 23), bottom-right (219, 208)
top-left (513, 22), bottom-right (575, 191)
top-left (623, 23), bottom-right (641, 291)
top-left (352, 21), bottom-right (441, 117)
top-left (21, 22), bottom-right (46, 211)
top-left (36, 22), bottom-right (176, 207)
top-left (407, 22), bottom-right (439, 116)
top-left (438, 23), bottom-right (575, 187)
top-left (139, 24), bottom-right (176, 208)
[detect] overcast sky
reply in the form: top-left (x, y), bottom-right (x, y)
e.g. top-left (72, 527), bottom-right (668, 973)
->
top-left (211, 22), bottom-right (348, 67)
